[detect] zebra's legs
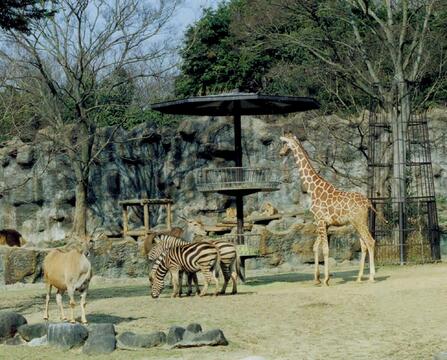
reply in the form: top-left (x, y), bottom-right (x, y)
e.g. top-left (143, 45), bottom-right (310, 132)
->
top-left (170, 270), bottom-right (180, 298)
top-left (219, 271), bottom-right (229, 295)
top-left (178, 271), bottom-right (184, 297)
top-left (193, 273), bottom-right (200, 295)
top-left (186, 273), bottom-right (199, 296)
top-left (219, 264), bottom-right (232, 295)
top-left (230, 271), bottom-right (237, 295)
top-left (199, 268), bottom-right (219, 297)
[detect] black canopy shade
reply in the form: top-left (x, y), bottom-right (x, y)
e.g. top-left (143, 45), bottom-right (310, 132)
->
top-left (150, 93), bottom-right (320, 116)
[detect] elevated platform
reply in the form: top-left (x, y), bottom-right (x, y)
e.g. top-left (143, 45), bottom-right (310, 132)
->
top-left (222, 233), bottom-right (262, 258)
top-left (194, 167), bottom-right (281, 196)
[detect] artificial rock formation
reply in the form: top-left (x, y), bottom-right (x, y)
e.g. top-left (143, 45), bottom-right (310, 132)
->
top-left (0, 110), bottom-right (446, 274)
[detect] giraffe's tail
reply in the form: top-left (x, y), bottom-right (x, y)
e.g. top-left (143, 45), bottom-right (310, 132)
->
top-left (369, 203), bottom-right (389, 224)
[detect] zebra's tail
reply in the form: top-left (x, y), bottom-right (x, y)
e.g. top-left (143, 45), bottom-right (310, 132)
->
top-left (235, 253), bottom-right (245, 283)
top-left (213, 244), bottom-right (222, 278)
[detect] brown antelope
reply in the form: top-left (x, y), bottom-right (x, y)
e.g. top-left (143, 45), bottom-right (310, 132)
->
top-left (43, 239), bottom-right (93, 324)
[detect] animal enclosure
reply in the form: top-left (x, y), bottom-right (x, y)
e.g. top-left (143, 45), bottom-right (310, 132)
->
top-left (368, 95), bottom-right (440, 265)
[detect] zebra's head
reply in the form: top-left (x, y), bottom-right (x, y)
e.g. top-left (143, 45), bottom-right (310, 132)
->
top-left (151, 276), bottom-right (163, 298)
top-left (150, 252), bottom-right (167, 299)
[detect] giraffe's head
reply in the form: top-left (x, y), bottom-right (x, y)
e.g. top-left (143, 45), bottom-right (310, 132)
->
top-left (279, 132), bottom-right (295, 156)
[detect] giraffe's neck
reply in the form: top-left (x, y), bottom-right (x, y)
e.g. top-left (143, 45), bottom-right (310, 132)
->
top-left (288, 138), bottom-right (331, 194)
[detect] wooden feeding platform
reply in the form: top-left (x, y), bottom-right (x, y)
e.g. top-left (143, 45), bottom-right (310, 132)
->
top-left (222, 233), bottom-right (262, 258)
top-left (204, 223), bottom-right (253, 234)
top-left (118, 198), bottom-right (173, 237)
top-left (194, 167), bottom-right (281, 196)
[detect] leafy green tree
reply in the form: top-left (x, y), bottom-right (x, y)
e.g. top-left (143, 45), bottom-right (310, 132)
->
top-left (176, 0), bottom-right (275, 96)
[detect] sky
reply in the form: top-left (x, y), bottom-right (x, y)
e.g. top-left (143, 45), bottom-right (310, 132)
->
top-left (174, 0), bottom-right (221, 38)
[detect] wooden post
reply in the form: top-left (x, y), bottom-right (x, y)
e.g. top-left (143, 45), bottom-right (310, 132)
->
top-left (143, 204), bottom-right (150, 234)
top-left (167, 203), bottom-right (172, 230)
top-left (122, 205), bottom-right (128, 237)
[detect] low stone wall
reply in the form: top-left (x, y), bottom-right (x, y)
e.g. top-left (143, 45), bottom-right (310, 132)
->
top-left (0, 238), bottom-right (150, 285)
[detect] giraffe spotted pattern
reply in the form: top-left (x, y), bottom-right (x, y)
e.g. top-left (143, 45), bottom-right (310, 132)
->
top-left (280, 133), bottom-right (376, 286)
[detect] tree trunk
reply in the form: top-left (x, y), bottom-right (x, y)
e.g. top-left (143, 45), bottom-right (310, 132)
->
top-left (390, 81), bottom-right (411, 263)
top-left (70, 120), bottom-right (93, 238)
top-left (72, 180), bottom-right (88, 237)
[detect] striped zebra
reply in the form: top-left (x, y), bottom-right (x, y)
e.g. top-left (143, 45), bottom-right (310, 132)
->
top-left (150, 234), bottom-right (244, 295)
top-left (148, 234), bottom-right (199, 296)
top-left (150, 241), bottom-right (219, 298)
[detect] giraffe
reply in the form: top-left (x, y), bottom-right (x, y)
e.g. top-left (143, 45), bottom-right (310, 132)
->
top-left (279, 132), bottom-right (376, 286)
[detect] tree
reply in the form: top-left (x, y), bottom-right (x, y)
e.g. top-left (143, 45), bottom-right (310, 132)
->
top-left (1, 0), bottom-right (180, 237)
top-left (237, 0), bottom-right (447, 255)
top-left (0, 0), bottom-right (53, 32)
top-left (176, 0), bottom-right (278, 96)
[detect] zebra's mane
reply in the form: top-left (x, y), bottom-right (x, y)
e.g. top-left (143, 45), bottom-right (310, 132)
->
top-left (147, 234), bottom-right (189, 261)
top-left (150, 249), bottom-right (168, 279)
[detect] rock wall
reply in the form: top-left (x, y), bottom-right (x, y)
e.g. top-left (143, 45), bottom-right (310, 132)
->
top-left (0, 109), bottom-right (446, 275)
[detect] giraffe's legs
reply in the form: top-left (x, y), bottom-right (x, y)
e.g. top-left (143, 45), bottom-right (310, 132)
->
top-left (353, 220), bottom-right (376, 283)
top-left (318, 222), bottom-right (330, 286)
top-left (315, 220), bottom-right (328, 285)
top-left (356, 239), bottom-right (367, 282)
top-left (313, 235), bottom-right (321, 285)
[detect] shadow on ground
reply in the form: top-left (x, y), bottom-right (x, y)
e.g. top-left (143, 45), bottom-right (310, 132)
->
top-left (246, 269), bottom-right (389, 286)
top-left (246, 272), bottom-right (314, 286)
top-left (0, 295), bottom-right (44, 314)
top-left (86, 313), bottom-right (145, 324)
top-left (88, 285), bottom-right (149, 300)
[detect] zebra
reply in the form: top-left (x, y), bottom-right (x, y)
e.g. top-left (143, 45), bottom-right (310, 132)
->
top-left (150, 241), bottom-right (220, 298)
top-left (150, 234), bottom-right (244, 295)
top-left (148, 234), bottom-right (200, 296)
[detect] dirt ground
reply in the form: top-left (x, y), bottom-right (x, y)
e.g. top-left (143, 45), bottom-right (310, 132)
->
top-left (0, 263), bottom-right (446, 360)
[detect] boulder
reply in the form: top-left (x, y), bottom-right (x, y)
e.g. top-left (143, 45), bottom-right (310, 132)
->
top-left (0, 310), bottom-right (27, 342)
top-left (172, 329), bottom-right (228, 348)
top-left (434, 352), bottom-right (447, 360)
top-left (183, 323), bottom-right (203, 342)
top-left (116, 331), bottom-right (166, 349)
top-left (27, 335), bottom-right (48, 347)
top-left (47, 323), bottom-right (89, 350)
top-left (166, 326), bottom-right (185, 345)
top-left (4, 333), bottom-right (26, 345)
top-left (83, 334), bottom-right (116, 355)
top-left (4, 248), bottom-right (45, 284)
top-left (18, 323), bottom-right (48, 341)
top-left (186, 323), bottom-right (202, 333)
top-left (82, 323), bottom-right (116, 355)
top-left (87, 323), bottom-right (115, 336)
